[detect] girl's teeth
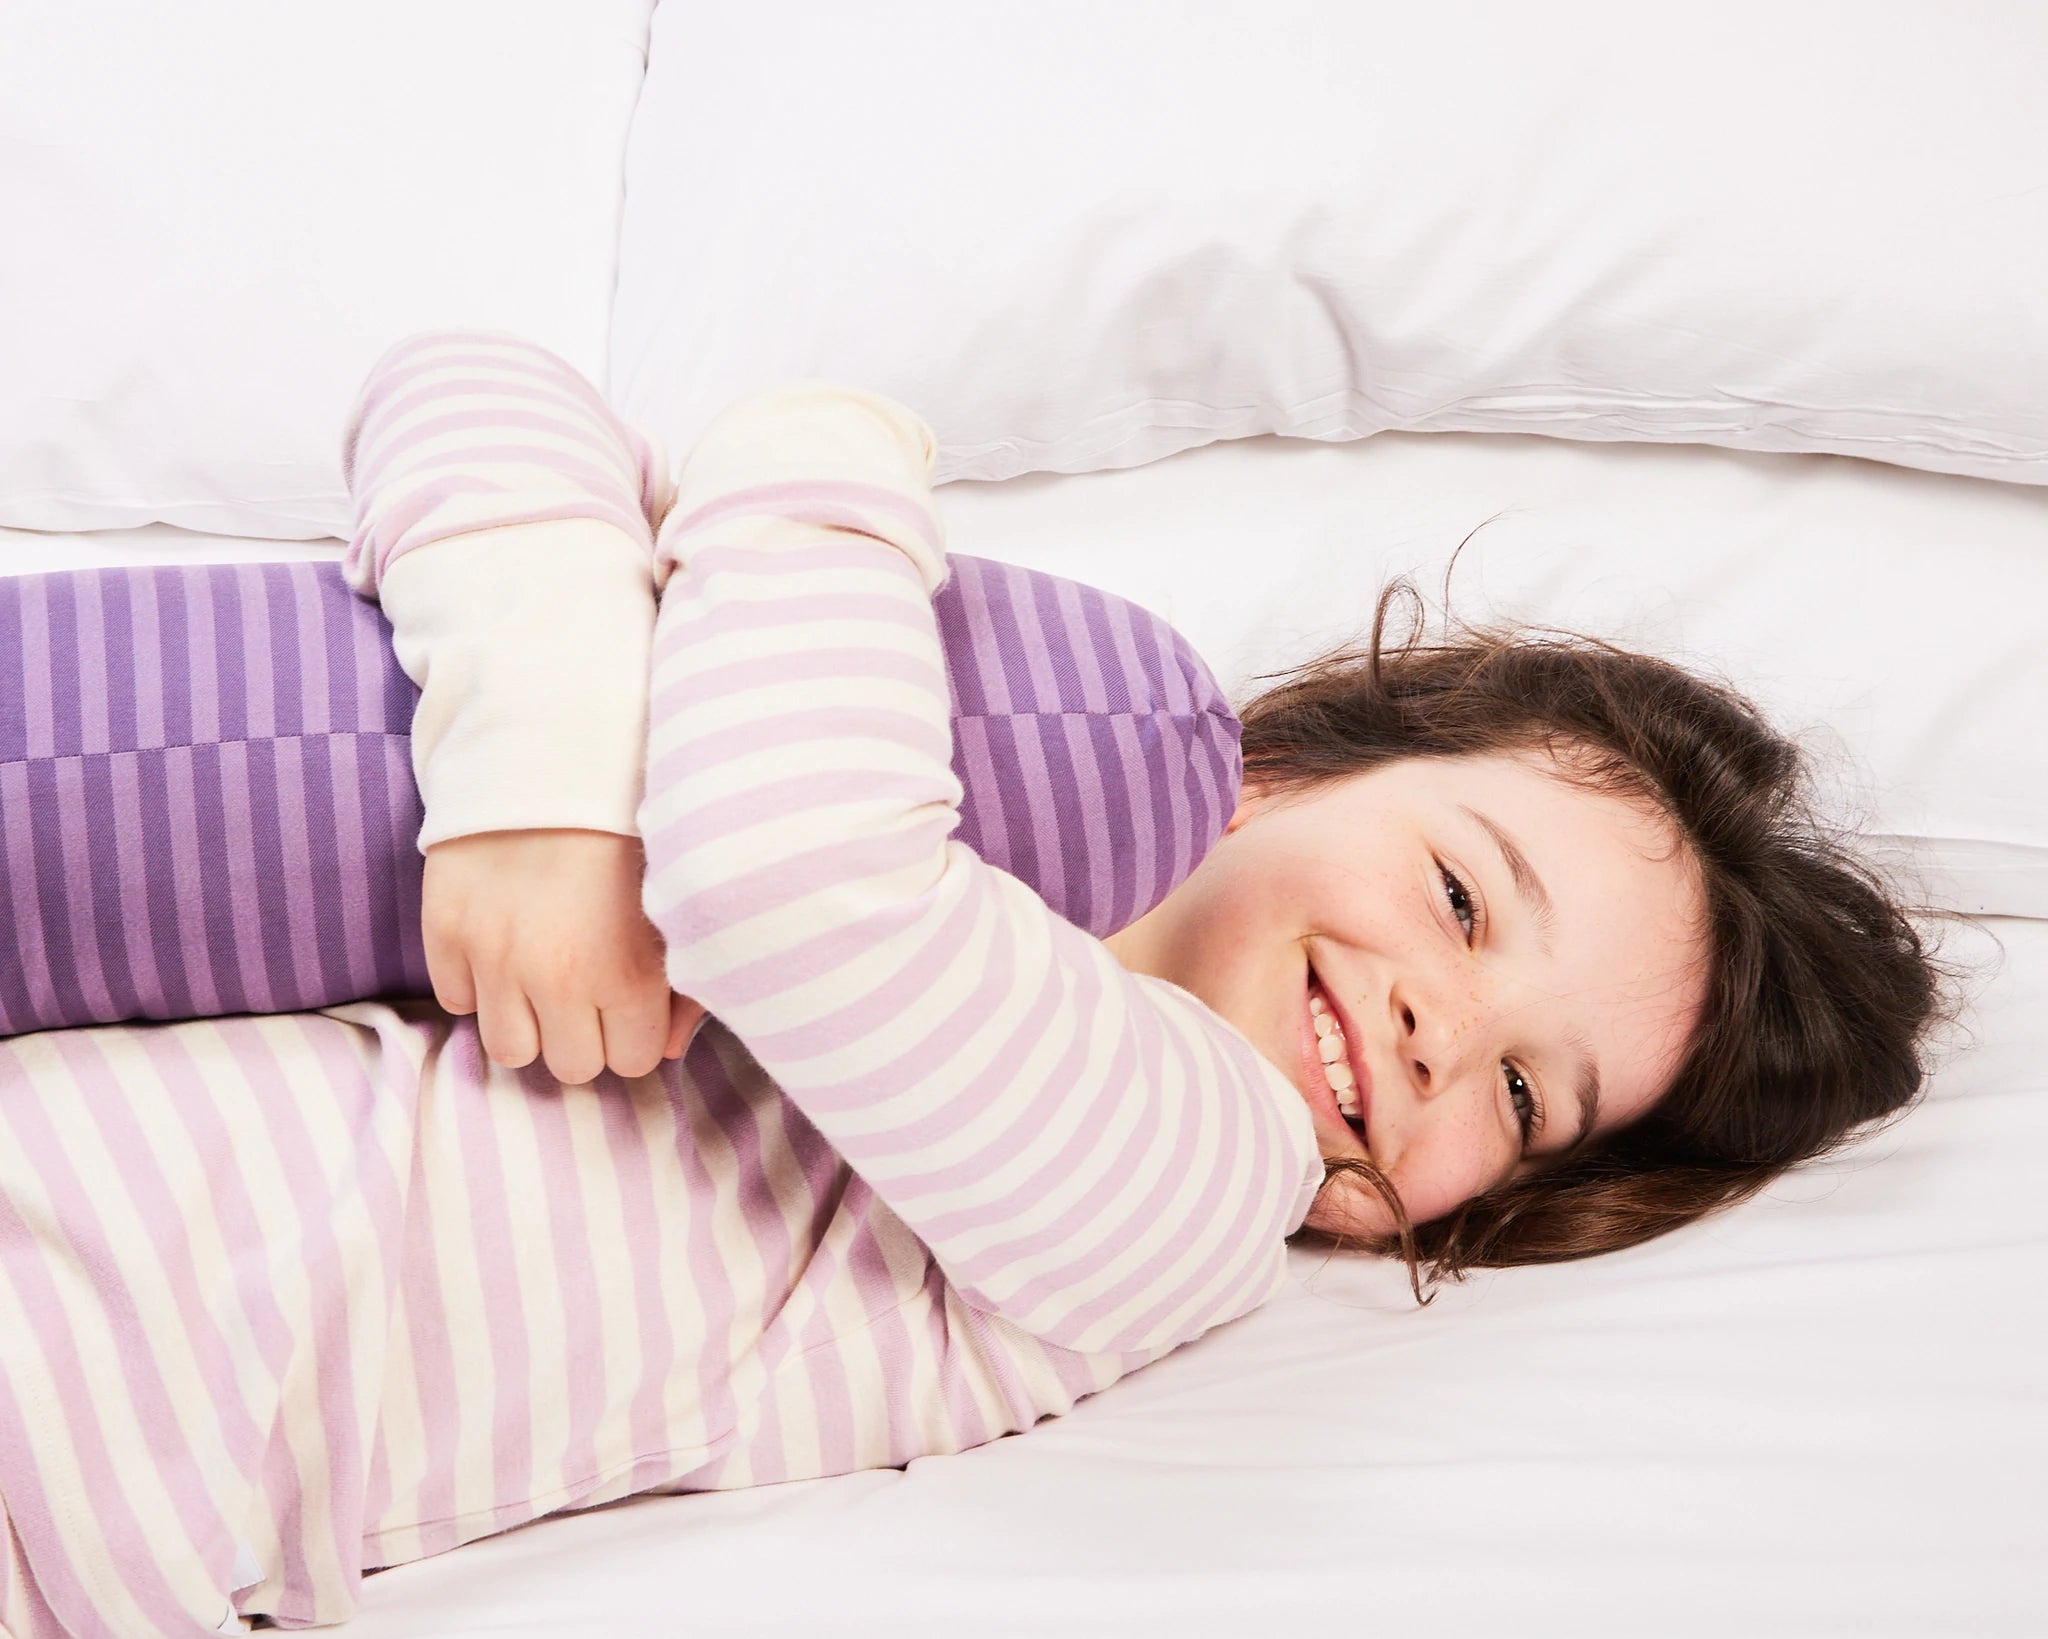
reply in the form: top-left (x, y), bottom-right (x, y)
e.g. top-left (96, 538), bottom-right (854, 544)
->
top-left (1310, 984), bottom-right (1361, 1117)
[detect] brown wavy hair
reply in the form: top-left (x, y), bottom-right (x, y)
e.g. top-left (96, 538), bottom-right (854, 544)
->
top-left (1251, 580), bottom-right (1952, 1305)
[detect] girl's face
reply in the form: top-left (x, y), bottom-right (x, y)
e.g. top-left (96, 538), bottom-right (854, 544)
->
top-left (1104, 750), bottom-right (1710, 1238)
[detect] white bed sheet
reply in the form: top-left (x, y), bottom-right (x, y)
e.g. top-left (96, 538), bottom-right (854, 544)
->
top-left (2, 430), bottom-right (2042, 1638)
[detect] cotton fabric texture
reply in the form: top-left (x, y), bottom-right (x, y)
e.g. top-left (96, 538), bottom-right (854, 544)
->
top-left (0, 554), bottom-right (1239, 1035)
top-left (0, 337), bottom-right (1320, 1633)
top-left (613, 1), bottom-right (2048, 489)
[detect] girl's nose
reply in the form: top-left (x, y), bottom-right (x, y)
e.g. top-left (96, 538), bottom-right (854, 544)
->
top-left (1393, 984), bottom-right (1481, 1101)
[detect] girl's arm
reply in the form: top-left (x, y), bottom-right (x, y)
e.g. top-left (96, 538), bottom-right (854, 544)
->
top-left (341, 331), bottom-right (696, 1082)
top-left (341, 329), bottom-right (672, 848)
top-left (641, 384), bottom-right (1324, 1356)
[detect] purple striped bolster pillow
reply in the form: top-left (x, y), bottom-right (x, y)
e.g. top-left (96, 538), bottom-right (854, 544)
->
top-left (0, 554), bottom-right (1241, 1036)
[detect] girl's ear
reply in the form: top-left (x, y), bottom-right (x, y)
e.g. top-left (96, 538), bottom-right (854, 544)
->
top-left (1223, 778), bottom-right (1269, 837)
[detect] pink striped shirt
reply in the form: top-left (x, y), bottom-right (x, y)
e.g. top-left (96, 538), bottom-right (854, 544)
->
top-left (0, 332), bottom-right (1321, 1635)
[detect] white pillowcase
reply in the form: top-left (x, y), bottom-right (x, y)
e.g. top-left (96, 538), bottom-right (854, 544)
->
top-left (0, 0), bottom-right (652, 539)
top-left (611, 0), bottom-right (2048, 490)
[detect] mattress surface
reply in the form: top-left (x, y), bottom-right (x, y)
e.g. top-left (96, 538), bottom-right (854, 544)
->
top-left (3, 429), bottom-right (2041, 1637)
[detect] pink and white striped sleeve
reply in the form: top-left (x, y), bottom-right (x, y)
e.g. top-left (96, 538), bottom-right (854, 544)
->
top-left (639, 383), bottom-right (1324, 1358)
top-left (340, 330), bottom-right (675, 849)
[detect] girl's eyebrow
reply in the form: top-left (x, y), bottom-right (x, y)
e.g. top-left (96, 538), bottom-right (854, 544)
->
top-left (1458, 804), bottom-right (1557, 955)
top-left (1560, 1029), bottom-right (1603, 1156)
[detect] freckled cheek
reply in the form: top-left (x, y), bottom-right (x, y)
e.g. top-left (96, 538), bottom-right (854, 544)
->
top-left (1438, 979), bottom-right (1492, 1031)
top-left (1391, 1112), bottom-right (1505, 1224)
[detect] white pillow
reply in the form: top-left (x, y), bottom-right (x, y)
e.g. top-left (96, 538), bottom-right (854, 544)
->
top-left (0, 0), bottom-right (652, 540)
top-left (611, 0), bottom-right (2048, 490)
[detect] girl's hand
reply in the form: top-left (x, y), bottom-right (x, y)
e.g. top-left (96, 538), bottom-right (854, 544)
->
top-left (420, 828), bottom-right (707, 1084)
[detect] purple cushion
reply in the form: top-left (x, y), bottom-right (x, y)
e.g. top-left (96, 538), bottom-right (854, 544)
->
top-left (0, 555), bottom-right (1240, 1035)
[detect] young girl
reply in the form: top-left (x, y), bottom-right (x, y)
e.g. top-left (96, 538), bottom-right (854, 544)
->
top-left (0, 332), bottom-right (1939, 1635)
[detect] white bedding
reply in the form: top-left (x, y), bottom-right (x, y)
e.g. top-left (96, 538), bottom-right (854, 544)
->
top-left (3, 428), bottom-right (2042, 1637)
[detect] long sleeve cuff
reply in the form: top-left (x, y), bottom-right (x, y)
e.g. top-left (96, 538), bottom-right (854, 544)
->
top-left (651, 380), bottom-right (946, 595)
top-left (378, 519), bottom-right (657, 852)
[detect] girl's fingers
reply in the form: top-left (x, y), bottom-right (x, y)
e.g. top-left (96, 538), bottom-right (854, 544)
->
top-left (420, 928), bottom-right (478, 1018)
top-left (664, 993), bottom-right (708, 1060)
top-left (597, 990), bottom-right (671, 1082)
top-left (528, 989), bottom-right (611, 1086)
top-left (475, 977), bottom-right (543, 1075)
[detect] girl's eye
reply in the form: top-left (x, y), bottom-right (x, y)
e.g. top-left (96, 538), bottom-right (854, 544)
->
top-left (1504, 1062), bottom-right (1541, 1144)
top-left (1438, 863), bottom-right (1477, 945)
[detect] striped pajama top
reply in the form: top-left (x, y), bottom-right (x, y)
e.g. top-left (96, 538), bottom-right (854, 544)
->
top-left (0, 332), bottom-right (1322, 1635)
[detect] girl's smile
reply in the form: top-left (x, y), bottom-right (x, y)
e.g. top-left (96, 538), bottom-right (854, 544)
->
top-left (1106, 748), bottom-right (1712, 1240)
top-left (1299, 965), bottom-right (1371, 1154)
